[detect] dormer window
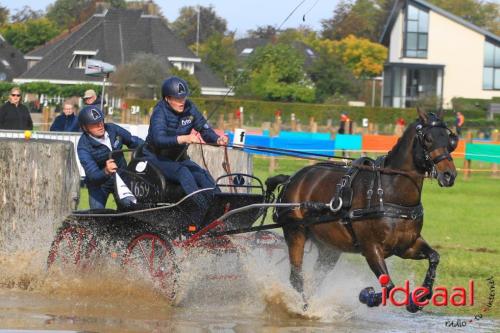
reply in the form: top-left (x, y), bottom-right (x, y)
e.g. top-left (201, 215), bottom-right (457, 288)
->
top-left (241, 48), bottom-right (253, 55)
top-left (404, 3), bottom-right (429, 58)
top-left (168, 57), bottom-right (200, 75)
top-left (69, 50), bottom-right (97, 69)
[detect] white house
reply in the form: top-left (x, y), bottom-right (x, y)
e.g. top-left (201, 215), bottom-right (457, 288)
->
top-left (380, 0), bottom-right (500, 108)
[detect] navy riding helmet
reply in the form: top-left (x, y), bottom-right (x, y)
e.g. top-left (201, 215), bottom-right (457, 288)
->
top-left (78, 105), bottom-right (104, 127)
top-left (161, 76), bottom-right (189, 99)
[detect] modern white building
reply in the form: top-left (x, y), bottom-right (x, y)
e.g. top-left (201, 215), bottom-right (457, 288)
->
top-left (380, 0), bottom-right (500, 108)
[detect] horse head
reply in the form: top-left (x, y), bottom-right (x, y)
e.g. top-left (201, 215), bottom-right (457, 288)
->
top-left (413, 108), bottom-right (458, 187)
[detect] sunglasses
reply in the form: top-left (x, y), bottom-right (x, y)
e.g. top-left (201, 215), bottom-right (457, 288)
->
top-left (11, 94), bottom-right (21, 97)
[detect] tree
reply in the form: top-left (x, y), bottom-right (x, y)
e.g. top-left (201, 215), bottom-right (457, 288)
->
top-left (246, 25), bottom-right (278, 39)
top-left (0, 18), bottom-right (61, 53)
top-left (321, 0), bottom-right (380, 41)
top-left (308, 48), bottom-right (360, 102)
top-left (10, 6), bottom-right (44, 22)
top-left (110, 53), bottom-right (201, 99)
top-left (330, 35), bottom-right (387, 78)
top-left (171, 5), bottom-right (227, 47)
top-left (198, 33), bottom-right (237, 84)
top-left (46, 0), bottom-right (92, 29)
top-left (110, 53), bottom-right (170, 99)
top-left (276, 26), bottom-right (318, 46)
top-left (0, 6), bottom-right (9, 26)
top-left (46, 0), bottom-right (126, 30)
top-left (237, 44), bottom-right (315, 102)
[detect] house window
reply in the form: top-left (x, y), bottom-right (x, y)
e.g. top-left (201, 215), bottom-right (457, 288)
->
top-left (404, 3), bottom-right (429, 58)
top-left (69, 50), bottom-right (97, 69)
top-left (171, 61), bottom-right (194, 75)
top-left (241, 48), bottom-right (253, 55)
top-left (483, 40), bottom-right (500, 90)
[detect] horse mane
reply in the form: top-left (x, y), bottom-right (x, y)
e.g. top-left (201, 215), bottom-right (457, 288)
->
top-left (386, 119), bottom-right (418, 165)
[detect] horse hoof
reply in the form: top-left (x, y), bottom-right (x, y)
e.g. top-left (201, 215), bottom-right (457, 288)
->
top-left (359, 287), bottom-right (381, 307)
top-left (406, 303), bottom-right (422, 313)
top-left (406, 292), bottom-right (423, 313)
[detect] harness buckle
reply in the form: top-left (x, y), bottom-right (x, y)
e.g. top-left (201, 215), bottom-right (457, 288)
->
top-left (329, 197), bottom-right (343, 212)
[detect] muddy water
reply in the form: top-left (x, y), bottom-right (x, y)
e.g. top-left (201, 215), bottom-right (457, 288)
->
top-left (0, 239), bottom-right (498, 333)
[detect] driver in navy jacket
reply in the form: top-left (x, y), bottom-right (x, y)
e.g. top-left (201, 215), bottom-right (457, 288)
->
top-left (143, 76), bottom-right (228, 222)
top-left (77, 106), bottom-right (143, 209)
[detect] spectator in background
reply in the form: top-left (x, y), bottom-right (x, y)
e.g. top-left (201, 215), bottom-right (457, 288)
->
top-left (83, 89), bottom-right (103, 107)
top-left (338, 112), bottom-right (350, 134)
top-left (50, 102), bottom-right (80, 132)
top-left (0, 87), bottom-right (33, 130)
top-left (456, 112), bottom-right (465, 137)
top-left (394, 117), bottom-right (406, 137)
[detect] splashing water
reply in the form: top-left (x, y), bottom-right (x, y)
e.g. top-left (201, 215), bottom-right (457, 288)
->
top-left (0, 226), bottom-right (498, 332)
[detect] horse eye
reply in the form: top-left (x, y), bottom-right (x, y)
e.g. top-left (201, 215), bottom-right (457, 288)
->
top-left (424, 134), bottom-right (432, 144)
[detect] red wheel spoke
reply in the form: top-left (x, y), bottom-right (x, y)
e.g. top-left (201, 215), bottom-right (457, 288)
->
top-left (138, 240), bottom-right (150, 269)
top-left (74, 229), bottom-right (84, 264)
top-left (124, 233), bottom-right (178, 301)
top-left (150, 238), bottom-right (156, 274)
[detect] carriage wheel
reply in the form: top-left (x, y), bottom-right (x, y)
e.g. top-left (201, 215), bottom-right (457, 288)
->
top-left (47, 226), bottom-right (98, 269)
top-left (123, 233), bottom-right (178, 301)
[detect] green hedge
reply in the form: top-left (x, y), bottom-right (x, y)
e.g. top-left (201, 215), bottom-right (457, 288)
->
top-left (451, 97), bottom-right (500, 118)
top-left (125, 97), bottom-right (419, 127)
top-left (0, 81), bottom-right (101, 101)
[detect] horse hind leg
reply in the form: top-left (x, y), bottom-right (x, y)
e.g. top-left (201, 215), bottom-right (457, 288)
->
top-left (283, 224), bottom-right (308, 310)
top-left (359, 245), bottom-right (395, 308)
top-left (312, 239), bottom-right (341, 290)
top-left (398, 237), bottom-right (440, 313)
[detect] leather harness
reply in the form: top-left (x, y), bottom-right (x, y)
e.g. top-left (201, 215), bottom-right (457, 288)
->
top-left (276, 157), bottom-right (424, 249)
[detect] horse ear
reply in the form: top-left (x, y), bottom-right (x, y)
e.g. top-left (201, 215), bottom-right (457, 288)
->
top-left (417, 107), bottom-right (428, 123)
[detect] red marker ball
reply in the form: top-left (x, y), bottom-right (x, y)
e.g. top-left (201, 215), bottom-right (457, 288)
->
top-left (379, 274), bottom-right (390, 286)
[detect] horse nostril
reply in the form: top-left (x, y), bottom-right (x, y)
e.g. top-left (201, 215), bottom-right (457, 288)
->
top-left (443, 171), bottom-right (455, 184)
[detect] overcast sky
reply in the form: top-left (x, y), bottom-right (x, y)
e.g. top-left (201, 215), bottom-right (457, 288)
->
top-left (1, 0), bottom-right (339, 36)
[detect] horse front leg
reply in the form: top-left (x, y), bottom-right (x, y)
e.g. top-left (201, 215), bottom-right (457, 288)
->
top-left (359, 245), bottom-right (395, 308)
top-left (283, 225), bottom-right (308, 310)
top-left (398, 236), bottom-right (440, 313)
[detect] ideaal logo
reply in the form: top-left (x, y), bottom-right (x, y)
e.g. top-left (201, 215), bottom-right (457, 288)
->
top-left (378, 275), bottom-right (495, 328)
top-left (378, 274), bottom-right (475, 307)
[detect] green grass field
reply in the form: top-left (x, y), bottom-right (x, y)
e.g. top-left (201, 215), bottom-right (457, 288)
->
top-left (78, 155), bottom-right (499, 317)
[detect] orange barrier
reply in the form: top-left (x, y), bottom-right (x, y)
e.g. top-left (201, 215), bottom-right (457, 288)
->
top-left (361, 135), bottom-right (399, 153)
top-left (452, 140), bottom-right (465, 157)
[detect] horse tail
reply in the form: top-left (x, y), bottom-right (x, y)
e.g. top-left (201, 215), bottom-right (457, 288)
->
top-left (264, 174), bottom-right (290, 203)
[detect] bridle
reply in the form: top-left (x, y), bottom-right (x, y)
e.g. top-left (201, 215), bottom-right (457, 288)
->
top-left (414, 115), bottom-right (458, 177)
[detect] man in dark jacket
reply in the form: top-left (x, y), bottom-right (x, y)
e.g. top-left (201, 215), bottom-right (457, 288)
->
top-left (0, 87), bottom-right (33, 130)
top-left (77, 105), bottom-right (143, 209)
top-left (144, 76), bottom-right (228, 223)
top-left (83, 89), bottom-right (105, 107)
top-left (50, 102), bottom-right (80, 132)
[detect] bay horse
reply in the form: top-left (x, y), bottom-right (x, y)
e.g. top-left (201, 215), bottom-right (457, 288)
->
top-left (266, 108), bottom-right (458, 312)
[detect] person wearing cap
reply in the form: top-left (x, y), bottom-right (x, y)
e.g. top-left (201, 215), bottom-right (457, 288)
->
top-left (83, 89), bottom-right (104, 106)
top-left (77, 105), bottom-right (143, 209)
top-left (143, 76), bottom-right (228, 223)
top-left (0, 87), bottom-right (33, 130)
top-left (50, 102), bottom-right (80, 132)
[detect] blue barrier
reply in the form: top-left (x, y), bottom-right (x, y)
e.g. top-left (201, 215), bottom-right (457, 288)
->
top-left (262, 130), bottom-right (332, 141)
top-left (334, 134), bottom-right (362, 150)
top-left (227, 133), bottom-right (336, 157)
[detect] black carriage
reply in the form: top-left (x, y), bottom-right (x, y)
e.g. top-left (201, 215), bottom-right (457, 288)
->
top-left (47, 147), bottom-right (286, 300)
